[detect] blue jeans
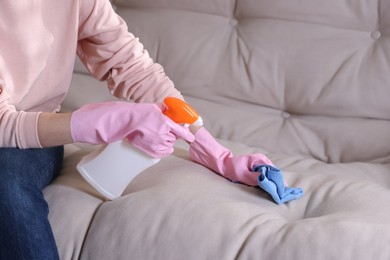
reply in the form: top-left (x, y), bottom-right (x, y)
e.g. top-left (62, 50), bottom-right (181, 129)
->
top-left (0, 146), bottom-right (64, 260)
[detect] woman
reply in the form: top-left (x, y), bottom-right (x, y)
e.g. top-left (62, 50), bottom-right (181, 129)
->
top-left (0, 0), bottom-right (194, 259)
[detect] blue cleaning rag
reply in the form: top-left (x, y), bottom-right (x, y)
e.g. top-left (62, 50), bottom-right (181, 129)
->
top-left (252, 164), bottom-right (303, 204)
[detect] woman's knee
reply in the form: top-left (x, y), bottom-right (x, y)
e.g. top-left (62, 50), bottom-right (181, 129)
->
top-left (0, 146), bottom-right (64, 189)
top-left (0, 176), bottom-right (49, 219)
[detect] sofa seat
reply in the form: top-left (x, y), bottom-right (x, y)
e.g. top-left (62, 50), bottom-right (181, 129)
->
top-left (45, 137), bottom-right (390, 259)
top-left (48, 0), bottom-right (390, 259)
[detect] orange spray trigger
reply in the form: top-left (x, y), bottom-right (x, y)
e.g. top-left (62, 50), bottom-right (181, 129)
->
top-left (163, 97), bottom-right (203, 126)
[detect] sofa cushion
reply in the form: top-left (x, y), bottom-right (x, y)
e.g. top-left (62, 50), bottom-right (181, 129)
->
top-left (52, 141), bottom-right (390, 260)
top-left (96, 0), bottom-right (390, 163)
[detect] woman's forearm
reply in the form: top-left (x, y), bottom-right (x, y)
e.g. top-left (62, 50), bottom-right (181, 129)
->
top-left (37, 112), bottom-right (73, 147)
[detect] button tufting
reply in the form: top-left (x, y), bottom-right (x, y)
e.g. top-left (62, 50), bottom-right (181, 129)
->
top-left (230, 19), bottom-right (238, 26)
top-left (281, 111), bottom-right (290, 119)
top-left (371, 30), bottom-right (381, 40)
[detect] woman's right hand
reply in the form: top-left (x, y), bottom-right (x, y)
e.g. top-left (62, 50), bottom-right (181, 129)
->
top-left (70, 101), bottom-right (195, 158)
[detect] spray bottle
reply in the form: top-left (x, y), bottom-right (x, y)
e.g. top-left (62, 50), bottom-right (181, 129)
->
top-left (76, 97), bottom-right (203, 200)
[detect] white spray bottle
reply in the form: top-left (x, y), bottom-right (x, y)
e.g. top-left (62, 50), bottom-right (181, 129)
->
top-left (76, 97), bottom-right (203, 200)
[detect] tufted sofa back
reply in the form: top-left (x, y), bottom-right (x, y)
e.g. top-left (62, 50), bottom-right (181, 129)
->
top-left (75, 0), bottom-right (390, 163)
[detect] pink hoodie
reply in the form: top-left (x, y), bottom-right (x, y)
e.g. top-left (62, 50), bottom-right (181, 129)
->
top-left (0, 0), bottom-right (181, 148)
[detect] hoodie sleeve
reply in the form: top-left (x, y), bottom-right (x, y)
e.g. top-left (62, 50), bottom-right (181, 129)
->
top-left (77, 0), bottom-right (182, 103)
top-left (0, 80), bottom-right (42, 148)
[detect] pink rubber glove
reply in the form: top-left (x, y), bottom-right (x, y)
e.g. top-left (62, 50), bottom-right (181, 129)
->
top-left (70, 101), bottom-right (195, 158)
top-left (189, 127), bottom-right (274, 186)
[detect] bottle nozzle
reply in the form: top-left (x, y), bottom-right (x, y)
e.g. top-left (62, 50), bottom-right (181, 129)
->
top-left (163, 97), bottom-right (203, 126)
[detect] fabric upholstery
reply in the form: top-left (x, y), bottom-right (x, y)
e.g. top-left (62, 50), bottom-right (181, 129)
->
top-left (54, 0), bottom-right (390, 259)
top-left (71, 0), bottom-right (390, 163)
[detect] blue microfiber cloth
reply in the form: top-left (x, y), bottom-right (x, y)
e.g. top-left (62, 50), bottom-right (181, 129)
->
top-left (252, 164), bottom-right (303, 204)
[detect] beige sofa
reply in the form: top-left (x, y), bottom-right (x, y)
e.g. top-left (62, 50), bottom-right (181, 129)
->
top-left (47, 0), bottom-right (390, 259)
